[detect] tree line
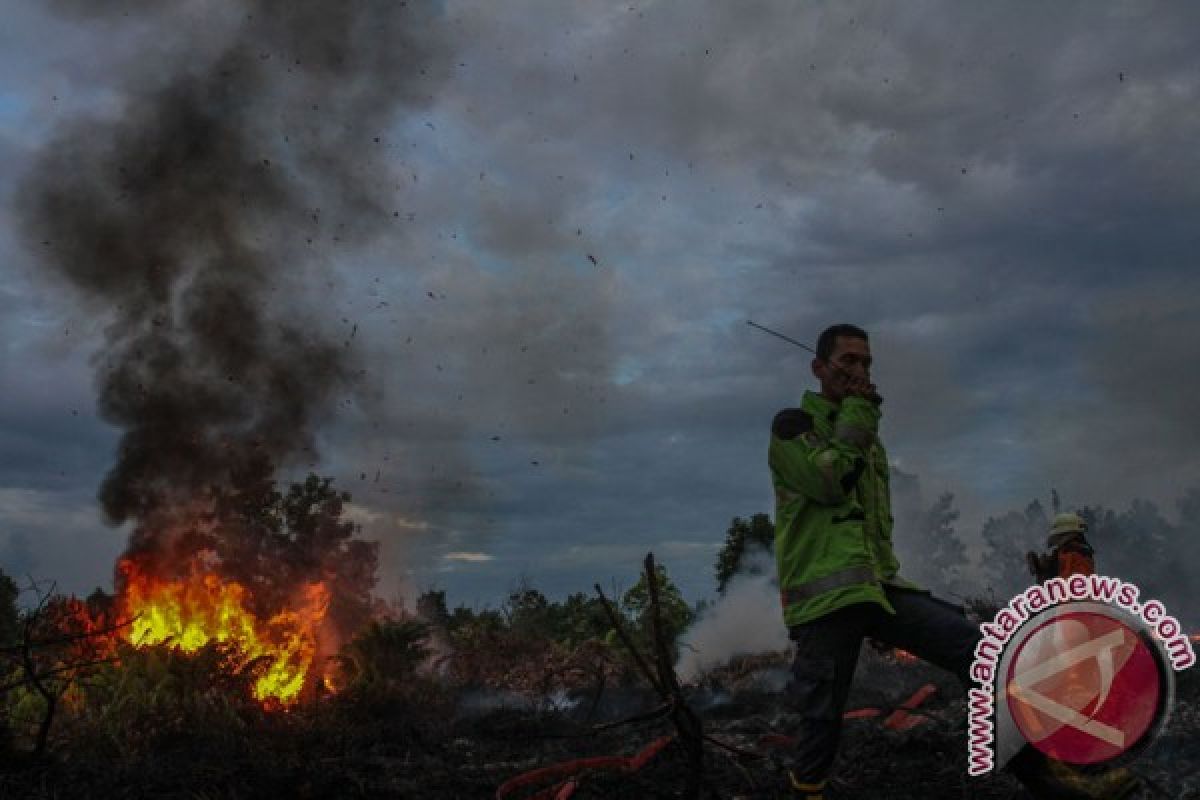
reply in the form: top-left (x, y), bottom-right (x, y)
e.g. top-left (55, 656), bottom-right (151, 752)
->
top-left (3, 469), bottom-right (1197, 759)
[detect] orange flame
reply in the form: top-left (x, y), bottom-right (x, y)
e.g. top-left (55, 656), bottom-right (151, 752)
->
top-left (892, 648), bottom-right (919, 664)
top-left (118, 558), bottom-right (329, 706)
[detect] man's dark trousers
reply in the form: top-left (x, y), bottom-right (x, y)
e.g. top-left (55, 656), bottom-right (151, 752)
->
top-left (785, 585), bottom-right (980, 785)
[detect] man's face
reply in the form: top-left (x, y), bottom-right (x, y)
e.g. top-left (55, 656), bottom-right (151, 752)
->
top-left (813, 336), bottom-right (872, 402)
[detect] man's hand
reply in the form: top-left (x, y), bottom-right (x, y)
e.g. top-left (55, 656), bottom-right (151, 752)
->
top-left (839, 371), bottom-right (883, 406)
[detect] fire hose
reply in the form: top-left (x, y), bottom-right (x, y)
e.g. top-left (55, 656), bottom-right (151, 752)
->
top-left (497, 683), bottom-right (937, 798)
top-left (495, 734), bottom-right (675, 800)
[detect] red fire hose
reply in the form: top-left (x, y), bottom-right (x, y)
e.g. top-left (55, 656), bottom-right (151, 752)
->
top-left (495, 734), bottom-right (675, 800)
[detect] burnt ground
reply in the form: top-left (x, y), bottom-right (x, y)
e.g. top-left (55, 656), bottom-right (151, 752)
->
top-left (2, 648), bottom-right (1197, 799)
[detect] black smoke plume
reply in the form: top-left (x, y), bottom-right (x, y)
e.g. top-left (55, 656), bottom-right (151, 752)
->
top-left (19, 2), bottom-right (448, 589)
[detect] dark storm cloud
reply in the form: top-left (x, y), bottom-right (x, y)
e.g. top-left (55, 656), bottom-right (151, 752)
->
top-left (447, 0), bottom-right (1200, 295)
top-left (0, 410), bottom-right (114, 490)
top-left (389, 0), bottom-right (1200, 595)
top-left (0, 246), bottom-right (117, 491)
top-left (0, 486), bottom-right (124, 593)
top-left (1021, 277), bottom-right (1200, 507)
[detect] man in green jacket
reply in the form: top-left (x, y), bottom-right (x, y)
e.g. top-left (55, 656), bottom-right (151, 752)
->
top-left (769, 323), bottom-right (982, 798)
top-left (769, 325), bottom-right (1139, 800)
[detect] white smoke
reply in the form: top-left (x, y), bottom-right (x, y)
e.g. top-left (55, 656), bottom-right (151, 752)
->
top-left (675, 548), bottom-right (789, 683)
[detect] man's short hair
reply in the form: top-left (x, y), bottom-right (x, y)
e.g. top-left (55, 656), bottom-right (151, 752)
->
top-left (816, 324), bottom-right (869, 362)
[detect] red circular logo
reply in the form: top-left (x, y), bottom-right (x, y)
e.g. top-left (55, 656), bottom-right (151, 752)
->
top-left (1005, 610), bottom-right (1162, 765)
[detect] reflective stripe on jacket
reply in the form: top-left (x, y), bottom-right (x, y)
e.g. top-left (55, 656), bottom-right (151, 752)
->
top-left (769, 390), bottom-right (919, 626)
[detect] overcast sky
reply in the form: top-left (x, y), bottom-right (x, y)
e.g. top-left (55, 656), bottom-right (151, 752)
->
top-left (2, 1), bottom-right (1198, 611)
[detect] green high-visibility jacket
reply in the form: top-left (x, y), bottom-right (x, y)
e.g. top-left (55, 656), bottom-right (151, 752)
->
top-left (769, 390), bottom-right (919, 627)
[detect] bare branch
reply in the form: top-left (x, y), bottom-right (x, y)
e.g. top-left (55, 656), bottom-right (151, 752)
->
top-left (593, 582), bottom-right (664, 696)
top-left (0, 616), bottom-right (134, 656)
top-left (641, 553), bottom-right (704, 800)
top-left (591, 701), bottom-right (674, 732)
top-left (0, 656), bottom-right (121, 695)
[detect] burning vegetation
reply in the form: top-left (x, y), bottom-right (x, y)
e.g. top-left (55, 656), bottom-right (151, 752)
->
top-left (105, 460), bottom-right (383, 708)
top-left (118, 558), bottom-right (330, 706)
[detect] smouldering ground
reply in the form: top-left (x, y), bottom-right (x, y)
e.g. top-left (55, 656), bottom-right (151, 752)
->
top-left (2, 648), bottom-right (1196, 798)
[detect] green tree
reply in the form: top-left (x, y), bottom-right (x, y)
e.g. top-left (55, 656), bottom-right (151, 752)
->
top-left (503, 582), bottom-right (554, 638)
top-left (338, 618), bottom-right (430, 691)
top-left (0, 567), bottom-right (17, 648)
top-left (621, 564), bottom-right (694, 660)
top-left (889, 468), bottom-right (971, 596)
top-left (981, 499), bottom-right (1048, 595)
top-left (920, 492), bottom-right (968, 593)
top-left (1174, 488), bottom-right (1200, 630)
top-left (0, 565), bottom-right (17, 756)
top-left (207, 457), bottom-right (379, 640)
top-left (415, 589), bottom-right (451, 628)
top-left (1082, 498), bottom-right (1172, 594)
top-left (280, 473), bottom-right (379, 638)
top-left (554, 592), bottom-right (610, 646)
top-left (452, 606), bottom-right (504, 637)
top-left (714, 513), bottom-right (774, 594)
top-left (445, 604), bottom-right (487, 635)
